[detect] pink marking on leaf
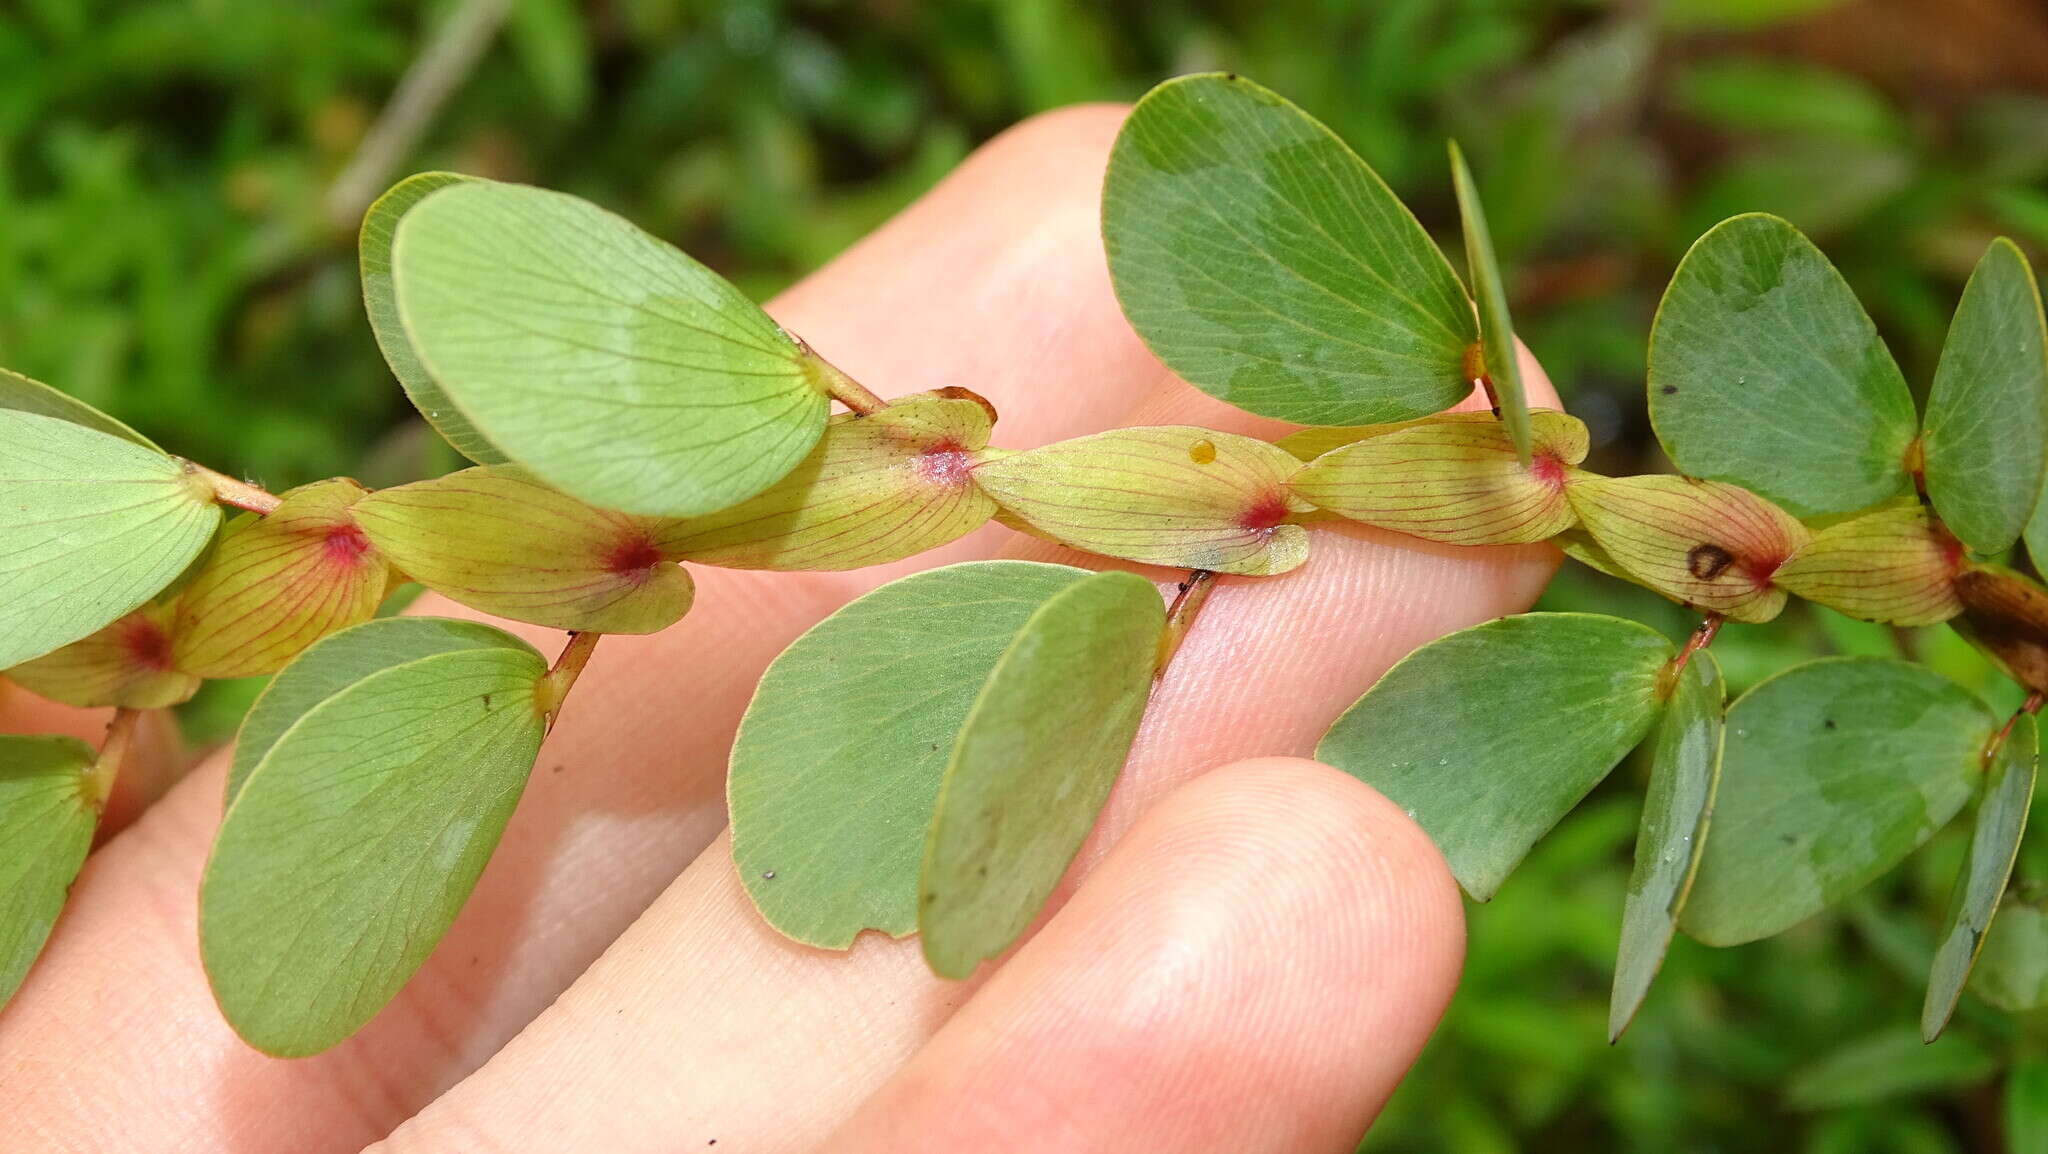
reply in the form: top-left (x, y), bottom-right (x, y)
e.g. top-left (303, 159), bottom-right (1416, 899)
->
top-left (915, 439), bottom-right (973, 487)
top-left (1239, 494), bottom-right (1290, 532)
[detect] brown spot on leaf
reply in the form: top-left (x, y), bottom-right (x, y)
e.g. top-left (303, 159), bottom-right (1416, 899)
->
top-left (1686, 543), bottom-right (1735, 581)
top-left (603, 535), bottom-right (662, 577)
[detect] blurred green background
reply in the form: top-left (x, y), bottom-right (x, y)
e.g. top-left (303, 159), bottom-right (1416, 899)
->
top-left (7, 0), bottom-right (2048, 1148)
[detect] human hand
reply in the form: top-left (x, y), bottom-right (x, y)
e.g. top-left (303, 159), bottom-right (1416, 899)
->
top-left (0, 104), bottom-right (1558, 1153)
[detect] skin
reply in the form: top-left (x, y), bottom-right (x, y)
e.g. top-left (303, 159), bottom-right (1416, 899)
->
top-left (0, 104), bottom-right (1559, 1152)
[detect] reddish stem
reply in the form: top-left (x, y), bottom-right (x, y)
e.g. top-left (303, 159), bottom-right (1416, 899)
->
top-left (1984, 691), bottom-right (2046, 767)
top-left (186, 461), bottom-right (282, 515)
top-left (793, 334), bottom-right (885, 416)
top-left (1658, 613), bottom-right (1724, 696)
top-left (87, 708), bottom-right (142, 811)
top-left (1154, 570), bottom-right (1218, 679)
top-left (537, 631), bottom-right (603, 731)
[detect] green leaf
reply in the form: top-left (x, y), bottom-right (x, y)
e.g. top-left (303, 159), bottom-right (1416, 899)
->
top-left (919, 571), bottom-right (1161, 978)
top-left (0, 367), bottom-right (158, 451)
top-left (0, 735), bottom-right (97, 1007)
top-left (1923, 238), bottom-right (2048, 556)
top-left (1923, 715), bottom-right (2035, 1040)
top-left (1648, 214), bottom-right (1916, 516)
top-left (1101, 73), bottom-right (1475, 426)
top-left (1681, 658), bottom-right (1995, 946)
top-left (227, 616), bottom-right (527, 806)
top-left (1785, 1025), bottom-right (1995, 1111)
top-left (1672, 59), bottom-right (1902, 144)
top-left (2007, 1058), bottom-right (2048, 1154)
top-left (1316, 613), bottom-right (1674, 900)
top-left (728, 561), bottom-right (1106, 947)
top-left (1610, 650), bottom-right (1725, 1042)
top-left (0, 410), bottom-right (222, 670)
top-left (391, 179), bottom-right (831, 516)
top-left (201, 643), bottom-right (547, 1056)
top-left (1447, 141), bottom-right (1531, 465)
top-left (1973, 900), bottom-right (2048, 1011)
top-left (359, 172), bottom-right (506, 465)
top-left (508, 0), bottom-right (592, 118)
top-left (352, 465), bottom-right (694, 633)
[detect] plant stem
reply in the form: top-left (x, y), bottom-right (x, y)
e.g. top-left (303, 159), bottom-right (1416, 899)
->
top-left (794, 335), bottom-right (886, 415)
top-left (537, 631), bottom-right (603, 730)
top-left (185, 461), bottom-right (282, 515)
top-left (1658, 613), bottom-right (1723, 695)
top-left (1983, 690), bottom-right (2045, 767)
top-left (86, 708), bottom-right (141, 811)
top-left (1155, 570), bottom-right (1218, 678)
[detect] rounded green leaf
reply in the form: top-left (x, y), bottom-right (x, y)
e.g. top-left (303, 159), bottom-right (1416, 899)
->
top-left (1317, 613), bottom-right (1675, 900)
top-left (227, 616), bottom-right (529, 805)
top-left (1681, 658), bottom-right (1995, 946)
top-left (972, 426), bottom-right (1313, 576)
top-left (0, 410), bottom-right (222, 670)
top-left (1447, 141), bottom-right (1531, 465)
top-left (919, 571), bottom-right (1162, 979)
top-left (1971, 900), bottom-right (2048, 1011)
top-left (172, 479), bottom-right (391, 678)
top-left (0, 735), bottom-right (97, 1007)
top-left (0, 367), bottom-right (158, 451)
top-left (1610, 650), bottom-right (1725, 1042)
top-left (353, 465), bottom-right (694, 633)
top-left (6, 599), bottom-right (198, 709)
top-left (1923, 715), bottom-right (2035, 1041)
top-left (201, 642), bottom-right (548, 1056)
top-left (1102, 73), bottom-right (1475, 426)
top-left (728, 561), bottom-right (1106, 948)
top-left (668, 393), bottom-right (997, 570)
top-left (1785, 1026), bottom-right (1994, 1111)
top-left (1648, 214), bottom-right (1916, 516)
top-left (358, 171), bottom-right (507, 465)
top-left (391, 179), bottom-right (831, 516)
top-left (1922, 238), bottom-right (2048, 555)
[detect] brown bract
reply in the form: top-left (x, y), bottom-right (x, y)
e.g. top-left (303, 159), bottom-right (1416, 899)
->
top-left (1953, 564), bottom-right (2048, 694)
top-left (172, 479), bottom-right (390, 678)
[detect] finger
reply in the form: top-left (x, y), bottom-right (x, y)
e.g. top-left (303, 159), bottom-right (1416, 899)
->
top-left (365, 360), bottom-right (1560, 1151)
top-left (827, 758), bottom-right (1462, 1154)
top-left (0, 104), bottom-right (1180, 1154)
top-left (0, 686), bottom-right (186, 841)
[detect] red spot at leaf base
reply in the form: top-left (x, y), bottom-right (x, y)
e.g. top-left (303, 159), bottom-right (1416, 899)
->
top-left (1239, 494), bottom-right (1290, 532)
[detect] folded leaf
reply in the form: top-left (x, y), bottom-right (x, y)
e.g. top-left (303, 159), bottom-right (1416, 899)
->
top-left (668, 393), bottom-right (997, 570)
top-left (1567, 473), bottom-right (1811, 623)
top-left (201, 641), bottom-right (548, 1056)
top-left (1292, 411), bottom-right (1586, 544)
top-left (1102, 73), bottom-right (1475, 425)
top-left (1448, 141), bottom-right (1532, 465)
top-left (0, 367), bottom-right (158, 450)
top-left (1681, 658), bottom-right (1993, 946)
top-left (1648, 214), bottom-right (1916, 516)
top-left (391, 180), bottom-right (831, 516)
top-left (918, 571), bottom-right (1161, 978)
top-left (729, 561), bottom-right (1107, 948)
top-left (1922, 238), bottom-right (2048, 555)
top-left (0, 735), bottom-right (97, 1007)
top-left (0, 411), bottom-right (221, 669)
top-left (228, 617), bottom-right (530, 805)
top-left (973, 426), bottom-right (1313, 575)
top-left (352, 466), bottom-right (693, 633)
top-left (1317, 613), bottom-right (1674, 900)
top-left (1923, 715), bottom-right (2035, 1041)
top-left (359, 172), bottom-right (507, 465)
top-left (6, 599), bottom-right (198, 709)
top-left (172, 479), bottom-right (390, 678)
top-left (1611, 650), bottom-right (1725, 1042)
top-left (1773, 500), bottom-right (1962, 626)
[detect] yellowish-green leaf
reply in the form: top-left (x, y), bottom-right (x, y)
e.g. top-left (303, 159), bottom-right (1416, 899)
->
top-left (1610, 650), bottom-right (1725, 1042)
top-left (1291, 410), bottom-right (1586, 544)
top-left (200, 642), bottom-right (547, 1056)
top-left (1774, 500), bottom-right (1962, 626)
top-left (0, 367), bottom-right (158, 451)
top-left (391, 180), bottom-right (831, 516)
top-left (1923, 715), bottom-right (2035, 1041)
top-left (972, 426), bottom-right (1312, 575)
top-left (353, 466), bottom-right (693, 633)
top-left (1448, 141), bottom-right (1531, 465)
top-left (358, 172), bottom-right (507, 465)
top-left (919, 571), bottom-right (1161, 979)
top-left (6, 599), bottom-right (198, 709)
top-left (1567, 473), bottom-right (1811, 623)
top-left (0, 735), bottom-right (97, 1008)
top-left (668, 393), bottom-right (997, 570)
top-left (172, 479), bottom-right (390, 678)
top-left (0, 410), bottom-right (222, 669)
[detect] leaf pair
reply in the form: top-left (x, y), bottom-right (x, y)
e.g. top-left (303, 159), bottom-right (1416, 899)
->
top-left (1650, 216), bottom-right (2048, 555)
top-left (365, 173), bottom-right (847, 519)
top-left (727, 561), bottom-right (1162, 978)
top-left (201, 618), bottom-right (550, 1056)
